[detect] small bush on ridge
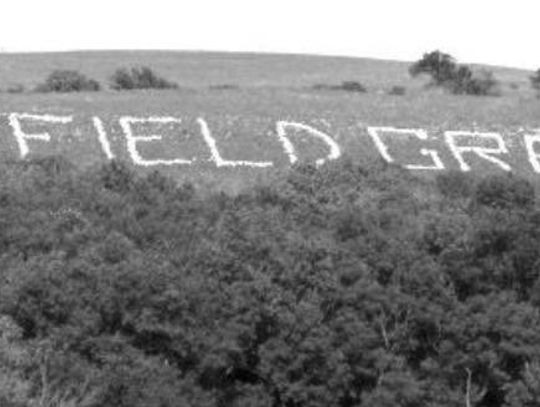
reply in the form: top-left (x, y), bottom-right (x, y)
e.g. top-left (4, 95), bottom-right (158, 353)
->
top-left (110, 66), bottom-right (178, 90)
top-left (35, 70), bottom-right (100, 93)
top-left (312, 81), bottom-right (367, 93)
top-left (6, 84), bottom-right (25, 94)
top-left (209, 84), bottom-right (240, 90)
top-left (531, 69), bottom-right (540, 96)
top-left (340, 80), bottom-right (367, 92)
top-left (452, 69), bottom-right (500, 96)
top-left (388, 85), bottom-right (406, 95)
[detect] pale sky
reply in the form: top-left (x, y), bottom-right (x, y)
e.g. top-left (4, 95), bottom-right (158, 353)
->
top-left (1, 0), bottom-right (538, 69)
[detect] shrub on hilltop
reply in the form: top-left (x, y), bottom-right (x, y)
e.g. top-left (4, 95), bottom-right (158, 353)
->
top-left (6, 83), bottom-right (25, 94)
top-left (410, 50), bottom-right (500, 96)
top-left (530, 68), bottom-right (540, 96)
top-left (388, 85), bottom-right (406, 95)
top-left (409, 50), bottom-right (458, 86)
top-left (452, 68), bottom-right (500, 96)
top-left (110, 66), bottom-right (178, 90)
top-left (312, 80), bottom-right (367, 93)
top-left (35, 70), bottom-right (101, 93)
top-left (340, 80), bottom-right (367, 92)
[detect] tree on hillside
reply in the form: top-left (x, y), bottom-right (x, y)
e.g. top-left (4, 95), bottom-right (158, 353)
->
top-left (409, 50), bottom-right (458, 86)
top-left (410, 50), bottom-right (499, 96)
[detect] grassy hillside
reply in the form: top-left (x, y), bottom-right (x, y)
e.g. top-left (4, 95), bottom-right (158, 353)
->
top-left (3, 52), bottom-right (540, 407)
top-left (0, 51), bottom-right (538, 191)
top-left (0, 50), bottom-right (533, 90)
top-left (0, 51), bottom-right (424, 89)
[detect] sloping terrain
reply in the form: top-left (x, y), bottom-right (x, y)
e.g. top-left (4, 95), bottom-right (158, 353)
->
top-left (0, 51), bottom-right (538, 192)
top-left (3, 52), bottom-right (540, 407)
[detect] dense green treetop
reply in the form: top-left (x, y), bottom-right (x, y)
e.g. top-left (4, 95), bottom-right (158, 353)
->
top-left (1, 156), bottom-right (540, 406)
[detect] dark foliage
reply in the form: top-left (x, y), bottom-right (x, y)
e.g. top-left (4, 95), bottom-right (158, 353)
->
top-left (6, 83), bottom-right (25, 94)
top-left (209, 84), bottom-right (240, 90)
top-left (452, 69), bottom-right (500, 96)
top-left (410, 50), bottom-right (499, 96)
top-left (409, 50), bottom-right (458, 85)
top-left (436, 170), bottom-right (475, 199)
top-left (1, 156), bottom-right (540, 406)
top-left (340, 81), bottom-right (367, 92)
top-left (35, 70), bottom-right (101, 93)
top-left (313, 81), bottom-right (367, 93)
top-left (388, 85), bottom-right (406, 95)
top-left (474, 173), bottom-right (535, 209)
top-left (531, 69), bottom-right (540, 96)
top-left (110, 66), bottom-right (178, 90)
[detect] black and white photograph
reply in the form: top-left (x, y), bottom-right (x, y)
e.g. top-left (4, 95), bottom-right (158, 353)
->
top-left (0, 1), bottom-right (539, 406)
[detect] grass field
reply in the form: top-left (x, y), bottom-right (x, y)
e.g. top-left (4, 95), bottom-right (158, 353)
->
top-left (0, 50), bottom-right (539, 191)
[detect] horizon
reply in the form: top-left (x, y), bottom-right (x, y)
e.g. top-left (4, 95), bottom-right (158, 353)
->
top-left (1, 0), bottom-right (538, 71)
top-left (0, 49), bottom-right (532, 72)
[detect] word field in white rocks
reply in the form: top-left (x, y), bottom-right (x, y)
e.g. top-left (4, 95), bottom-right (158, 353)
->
top-left (5, 113), bottom-right (540, 174)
